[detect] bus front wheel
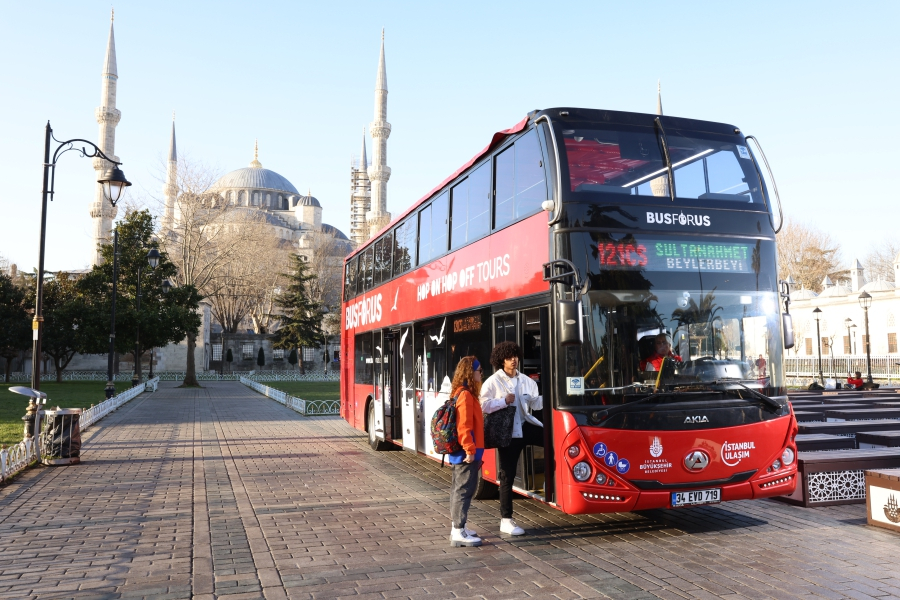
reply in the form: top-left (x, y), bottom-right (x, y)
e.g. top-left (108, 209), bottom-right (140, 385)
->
top-left (473, 469), bottom-right (499, 500)
top-left (367, 401), bottom-right (391, 451)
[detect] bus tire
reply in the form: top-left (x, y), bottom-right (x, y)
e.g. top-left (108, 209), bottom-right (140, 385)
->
top-left (367, 401), bottom-right (391, 451)
top-left (473, 470), bottom-right (499, 500)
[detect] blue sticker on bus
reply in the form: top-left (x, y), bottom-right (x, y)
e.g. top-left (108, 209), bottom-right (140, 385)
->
top-left (616, 458), bottom-right (630, 474)
top-left (604, 452), bottom-right (618, 467)
top-left (593, 442), bottom-right (608, 458)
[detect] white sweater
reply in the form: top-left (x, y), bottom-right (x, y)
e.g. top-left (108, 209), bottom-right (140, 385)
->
top-left (480, 369), bottom-right (543, 438)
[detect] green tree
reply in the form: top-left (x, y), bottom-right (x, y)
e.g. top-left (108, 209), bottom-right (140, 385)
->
top-left (0, 274), bottom-right (30, 383)
top-left (271, 254), bottom-right (322, 374)
top-left (78, 210), bottom-right (203, 379)
top-left (37, 273), bottom-right (87, 382)
top-left (256, 347), bottom-right (265, 368)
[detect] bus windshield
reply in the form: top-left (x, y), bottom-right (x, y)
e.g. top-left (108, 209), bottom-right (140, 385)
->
top-left (560, 231), bottom-right (783, 406)
top-left (560, 124), bottom-right (766, 204)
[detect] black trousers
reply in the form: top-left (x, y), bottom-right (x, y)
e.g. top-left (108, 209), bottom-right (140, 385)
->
top-left (497, 423), bottom-right (544, 519)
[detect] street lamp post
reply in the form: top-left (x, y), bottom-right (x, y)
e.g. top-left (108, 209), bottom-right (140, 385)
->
top-left (131, 247), bottom-right (161, 387)
top-left (813, 307), bottom-right (824, 385)
top-left (33, 122), bottom-right (131, 394)
top-left (859, 291), bottom-right (874, 385)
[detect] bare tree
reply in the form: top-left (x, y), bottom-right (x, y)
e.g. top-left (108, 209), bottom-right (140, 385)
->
top-left (863, 238), bottom-right (900, 283)
top-left (776, 217), bottom-right (843, 292)
top-left (158, 157), bottom-right (278, 386)
top-left (299, 228), bottom-right (349, 310)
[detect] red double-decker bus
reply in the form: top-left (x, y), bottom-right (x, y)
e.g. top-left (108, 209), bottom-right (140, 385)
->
top-left (341, 107), bottom-right (798, 513)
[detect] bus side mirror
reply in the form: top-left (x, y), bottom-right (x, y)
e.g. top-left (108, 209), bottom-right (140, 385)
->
top-left (558, 299), bottom-right (583, 346)
top-left (782, 313), bottom-right (794, 349)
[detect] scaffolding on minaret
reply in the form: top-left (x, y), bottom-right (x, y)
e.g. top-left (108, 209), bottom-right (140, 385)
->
top-left (350, 129), bottom-right (371, 246)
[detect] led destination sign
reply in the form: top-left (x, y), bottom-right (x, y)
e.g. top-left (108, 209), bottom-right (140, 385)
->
top-left (596, 239), bottom-right (753, 274)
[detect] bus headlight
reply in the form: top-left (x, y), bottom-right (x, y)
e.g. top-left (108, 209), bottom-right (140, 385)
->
top-left (595, 472), bottom-right (607, 485)
top-left (572, 461), bottom-right (591, 482)
top-left (567, 445), bottom-right (580, 458)
top-left (782, 447), bottom-right (795, 466)
top-left (771, 459), bottom-right (781, 471)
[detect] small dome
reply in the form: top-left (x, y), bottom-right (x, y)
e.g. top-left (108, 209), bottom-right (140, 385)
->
top-left (818, 284), bottom-right (851, 298)
top-left (792, 287), bottom-right (818, 300)
top-left (296, 195), bottom-right (321, 208)
top-left (322, 223), bottom-right (349, 241)
top-left (861, 279), bottom-right (896, 293)
top-left (214, 167), bottom-right (298, 194)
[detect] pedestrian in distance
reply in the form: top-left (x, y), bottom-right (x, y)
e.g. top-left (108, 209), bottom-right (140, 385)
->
top-left (847, 371), bottom-right (864, 390)
top-left (480, 341), bottom-right (543, 536)
top-left (448, 356), bottom-right (484, 547)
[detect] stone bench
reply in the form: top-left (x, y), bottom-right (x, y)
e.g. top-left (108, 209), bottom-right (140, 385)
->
top-left (797, 419), bottom-right (900, 441)
top-left (795, 434), bottom-right (856, 452)
top-left (857, 431), bottom-right (900, 449)
top-left (778, 448), bottom-right (900, 507)
top-left (865, 469), bottom-right (900, 533)
top-left (826, 408), bottom-right (900, 421)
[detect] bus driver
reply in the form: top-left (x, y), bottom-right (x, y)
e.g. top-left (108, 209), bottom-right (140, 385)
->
top-left (639, 333), bottom-right (682, 372)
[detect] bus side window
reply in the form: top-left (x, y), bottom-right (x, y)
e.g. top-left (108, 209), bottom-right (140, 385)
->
top-left (494, 146), bottom-right (515, 230)
top-left (355, 333), bottom-right (374, 385)
top-left (417, 204), bottom-right (432, 266)
top-left (362, 247), bottom-right (374, 292)
top-left (345, 256), bottom-right (358, 300)
top-left (515, 129), bottom-right (547, 219)
top-left (452, 162), bottom-right (491, 250)
top-left (393, 219), bottom-right (414, 276)
top-left (450, 178), bottom-right (469, 250)
top-left (374, 234), bottom-right (391, 286)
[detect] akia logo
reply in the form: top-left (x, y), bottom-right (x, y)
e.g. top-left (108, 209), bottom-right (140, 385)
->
top-left (684, 415), bottom-right (709, 424)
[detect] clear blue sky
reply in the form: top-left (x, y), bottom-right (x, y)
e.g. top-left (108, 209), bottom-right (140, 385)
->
top-left (1, 1), bottom-right (897, 272)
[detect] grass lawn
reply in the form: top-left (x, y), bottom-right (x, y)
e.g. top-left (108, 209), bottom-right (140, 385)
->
top-left (0, 381), bottom-right (131, 447)
top-left (264, 381), bottom-right (340, 401)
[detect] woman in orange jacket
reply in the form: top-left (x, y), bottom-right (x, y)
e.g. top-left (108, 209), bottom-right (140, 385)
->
top-left (447, 356), bottom-right (484, 547)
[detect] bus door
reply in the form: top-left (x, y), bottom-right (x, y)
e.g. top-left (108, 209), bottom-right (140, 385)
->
top-left (399, 324), bottom-right (417, 451)
top-left (372, 330), bottom-right (388, 444)
top-left (416, 317), bottom-right (450, 455)
top-left (492, 307), bottom-right (552, 498)
top-left (385, 329), bottom-right (401, 442)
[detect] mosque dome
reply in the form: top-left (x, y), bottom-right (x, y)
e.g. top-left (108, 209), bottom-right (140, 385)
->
top-left (818, 284), bottom-right (851, 298)
top-left (861, 279), bottom-right (896, 293)
top-left (213, 141), bottom-right (298, 194)
top-left (296, 194), bottom-right (321, 208)
top-left (322, 223), bottom-right (350, 241)
top-left (792, 287), bottom-right (818, 300)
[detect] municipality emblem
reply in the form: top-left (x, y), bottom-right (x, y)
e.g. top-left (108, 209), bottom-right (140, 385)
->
top-left (650, 436), bottom-right (663, 458)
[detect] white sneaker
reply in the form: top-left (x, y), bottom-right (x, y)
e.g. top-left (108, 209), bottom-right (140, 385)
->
top-left (450, 527), bottom-right (482, 547)
top-left (452, 523), bottom-right (477, 537)
top-left (500, 518), bottom-right (525, 536)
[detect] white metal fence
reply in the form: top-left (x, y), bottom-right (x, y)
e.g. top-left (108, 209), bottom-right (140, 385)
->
top-left (1, 377), bottom-right (158, 483)
top-left (784, 355), bottom-right (900, 385)
top-left (80, 377), bottom-right (159, 430)
top-left (238, 376), bottom-right (340, 416)
top-left (5, 370), bottom-right (339, 383)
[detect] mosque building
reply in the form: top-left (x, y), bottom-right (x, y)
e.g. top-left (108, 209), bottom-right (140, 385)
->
top-left (74, 11), bottom-right (389, 375)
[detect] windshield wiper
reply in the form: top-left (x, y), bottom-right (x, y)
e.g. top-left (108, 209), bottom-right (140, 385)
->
top-left (592, 379), bottom-right (782, 424)
top-left (695, 379), bottom-right (782, 411)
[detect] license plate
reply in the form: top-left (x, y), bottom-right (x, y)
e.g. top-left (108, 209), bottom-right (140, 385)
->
top-left (671, 488), bottom-right (721, 507)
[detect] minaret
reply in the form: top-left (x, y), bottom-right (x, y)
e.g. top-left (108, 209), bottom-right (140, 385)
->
top-left (90, 9), bottom-right (121, 265)
top-left (350, 129), bottom-right (371, 245)
top-left (366, 29), bottom-right (391, 238)
top-left (162, 113), bottom-right (177, 232)
top-left (650, 80), bottom-right (669, 199)
top-left (850, 259), bottom-right (866, 292)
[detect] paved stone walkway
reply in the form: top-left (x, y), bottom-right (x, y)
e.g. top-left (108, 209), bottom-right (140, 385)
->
top-left (0, 382), bottom-right (899, 600)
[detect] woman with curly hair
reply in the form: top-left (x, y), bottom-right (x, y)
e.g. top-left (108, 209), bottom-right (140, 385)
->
top-left (447, 356), bottom-right (484, 547)
top-left (480, 340), bottom-right (543, 536)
